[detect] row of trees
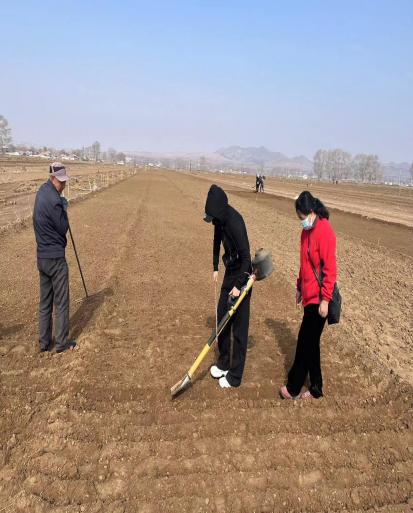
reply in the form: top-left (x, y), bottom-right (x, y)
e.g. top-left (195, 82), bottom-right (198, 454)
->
top-left (313, 149), bottom-right (383, 183)
top-left (0, 115), bottom-right (12, 152)
top-left (106, 147), bottom-right (126, 163)
top-left (59, 143), bottom-right (126, 163)
top-left (0, 115), bottom-right (127, 163)
top-left (2, 114), bottom-right (413, 180)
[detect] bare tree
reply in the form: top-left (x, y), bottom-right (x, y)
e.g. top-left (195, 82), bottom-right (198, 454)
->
top-left (107, 147), bottom-right (117, 162)
top-left (353, 154), bottom-right (368, 182)
top-left (366, 155), bottom-right (382, 182)
top-left (353, 154), bottom-right (382, 183)
top-left (313, 149), bottom-right (328, 180)
top-left (328, 149), bottom-right (351, 181)
top-left (410, 163), bottom-right (413, 183)
top-left (91, 141), bottom-right (101, 162)
top-left (0, 115), bottom-right (12, 153)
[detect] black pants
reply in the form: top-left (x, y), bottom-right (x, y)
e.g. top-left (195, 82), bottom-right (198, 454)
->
top-left (37, 258), bottom-right (69, 351)
top-left (287, 304), bottom-right (326, 398)
top-left (216, 272), bottom-right (251, 387)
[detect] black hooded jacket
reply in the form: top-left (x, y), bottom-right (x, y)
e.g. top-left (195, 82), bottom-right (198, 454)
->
top-left (205, 185), bottom-right (252, 289)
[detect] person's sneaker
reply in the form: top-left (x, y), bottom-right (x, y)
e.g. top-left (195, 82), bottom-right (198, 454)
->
top-left (219, 376), bottom-right (233, 389)
top-left (210, 365), bottom-right (228, 379)
top-left (308, 384), bottom-right (323, 399)
top-left (39, 343), bottom-right (52, 353)
top-left (279, 385), bottom-right (301, 400)
top-left (300, 390), bottom-right (314, 400)
top-left (55, 341), bottom-right (76, 354)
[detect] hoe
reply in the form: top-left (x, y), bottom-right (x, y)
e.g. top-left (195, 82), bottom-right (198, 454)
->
top-left (171, 248), bottom-right (273, 398)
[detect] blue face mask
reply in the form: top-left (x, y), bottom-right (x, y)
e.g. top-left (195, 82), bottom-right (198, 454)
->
top-left (300, 215), bottom-right (313, 230)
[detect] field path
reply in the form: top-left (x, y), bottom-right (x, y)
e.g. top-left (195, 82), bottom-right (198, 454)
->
top-left (0, 171), bottom-right (412, 512)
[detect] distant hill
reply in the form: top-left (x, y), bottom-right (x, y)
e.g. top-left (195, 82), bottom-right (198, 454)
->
top-left (125, 146), bottom-right (411, 182)
top-left (382, 162), bottom-right (411, 183)
top-left (125, 146), bottom-right (313, 175)
top-left (216, 146), bottom-right (287, 164)
top-left (215, 146), bottom-right (313, 172)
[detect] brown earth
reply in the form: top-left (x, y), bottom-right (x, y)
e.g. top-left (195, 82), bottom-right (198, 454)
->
top-left (194, 171), bottom-right (413, 228)
top-left (0, 170), bottom-right (412, 513)
top-left (0, 159), bottom-right (138, 229)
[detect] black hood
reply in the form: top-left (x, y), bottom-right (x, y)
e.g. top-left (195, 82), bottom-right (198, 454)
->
top-left (204, 184), bottom-right (228, 223)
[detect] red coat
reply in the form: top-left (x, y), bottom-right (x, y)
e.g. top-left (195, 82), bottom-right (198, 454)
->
top-left (296, 217), bottom-right (337, 307)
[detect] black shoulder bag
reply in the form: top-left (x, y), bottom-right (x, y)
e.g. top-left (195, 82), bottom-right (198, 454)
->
top-left (221, 228), bottom-right (240, 270)
top-left (307, 234), bottom-right (342, 325)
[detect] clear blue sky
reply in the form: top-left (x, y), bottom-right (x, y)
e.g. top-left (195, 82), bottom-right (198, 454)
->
top-left (1, 0), bottom-right (412, 161)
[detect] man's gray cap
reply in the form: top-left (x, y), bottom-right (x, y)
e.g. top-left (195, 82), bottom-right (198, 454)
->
top-left (50, 162), bottom-right (70, 182)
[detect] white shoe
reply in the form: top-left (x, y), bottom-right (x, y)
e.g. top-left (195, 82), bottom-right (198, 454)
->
top-left (210, 365), bottom-right (228, 379)
top-left (219, 376), bottom-right (233, 389)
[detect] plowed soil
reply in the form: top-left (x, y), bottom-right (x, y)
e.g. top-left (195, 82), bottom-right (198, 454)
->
top-left (0, 170), bottom-right (412, 513)
top-left (195, 172), bottom-right (413, 228)
top-left (0, 159), bottom-right (136, 229)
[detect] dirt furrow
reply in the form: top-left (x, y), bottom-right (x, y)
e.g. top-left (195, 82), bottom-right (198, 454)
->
top-left (0, 170), bottom-right (412, 513)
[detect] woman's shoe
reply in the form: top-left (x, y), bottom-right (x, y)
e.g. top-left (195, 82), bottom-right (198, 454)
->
top-left (308, 384), bottom-right (323, 398)
top-left (279, 385), bottom-right (301, 400)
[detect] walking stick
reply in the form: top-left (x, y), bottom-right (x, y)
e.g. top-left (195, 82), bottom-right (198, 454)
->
top-left (214, 279), bottom-right (218, 347)
top-left (68, 224), bottom-right (89, 298)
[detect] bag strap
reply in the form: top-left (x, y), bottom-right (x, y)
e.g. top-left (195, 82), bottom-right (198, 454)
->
top-left (307, 233), bottom-right (323, 289)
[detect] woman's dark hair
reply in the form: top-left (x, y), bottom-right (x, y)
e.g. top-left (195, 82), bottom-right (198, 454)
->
top-left (295, 191), bottom-right (329, 220)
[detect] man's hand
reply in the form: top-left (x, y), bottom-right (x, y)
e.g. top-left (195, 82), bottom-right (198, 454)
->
top-left (213, 271), bottom-right (218, 282)
top-left (229, 286), bottom-right (240, 297)
top-left (61, 198), bottom-right (68, 212)
top-left (319, 300), bottom-right (329, 318)
top-left (296, 290), bottom-right (302, 307)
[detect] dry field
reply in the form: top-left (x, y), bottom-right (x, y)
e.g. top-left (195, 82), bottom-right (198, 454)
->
top-left (0, 158), bottom-right (138, 230)
top-left (197, 172), bottom-right (413, 228)
top-left (0, 170), bottom-right (412, 512)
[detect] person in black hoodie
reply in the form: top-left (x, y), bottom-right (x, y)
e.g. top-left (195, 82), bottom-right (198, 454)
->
top-left (33, 163), bottom-right (76, 354)
top-left (204, 184), bottom-right (252, 388)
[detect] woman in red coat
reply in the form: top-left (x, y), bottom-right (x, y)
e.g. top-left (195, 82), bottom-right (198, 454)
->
top-left (280, 191), bottom-right (337, 400)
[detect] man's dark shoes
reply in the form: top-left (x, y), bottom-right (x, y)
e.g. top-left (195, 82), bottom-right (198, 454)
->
top-left (55, 341), bottom-right (76, 354)
top-left (39, 342), bottom-right (52, 353)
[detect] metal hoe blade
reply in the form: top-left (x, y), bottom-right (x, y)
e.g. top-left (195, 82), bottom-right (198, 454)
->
top-left (170, 249), bottom-right (273, 399)
top-left (170, 373), bottom-right (192, 398)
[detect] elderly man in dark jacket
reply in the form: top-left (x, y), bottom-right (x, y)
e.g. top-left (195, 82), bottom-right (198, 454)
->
top-left (33, 163), bottom-right (76, 353)
top-left (204, 184), bottom-right (252, 388)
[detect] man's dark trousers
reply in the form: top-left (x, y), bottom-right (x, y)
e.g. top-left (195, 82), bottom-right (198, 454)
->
top-left (216, 272), bottom-right (251, 387)
top-left (37, 258), bottom-right (69, 351)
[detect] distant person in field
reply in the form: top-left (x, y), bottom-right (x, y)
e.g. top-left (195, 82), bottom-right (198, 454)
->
top-left (255, 173), bottom-right (260, 193)
top-left (259, 175), bottom-right (265, 192)
top-left (204, 184), bottom-right (252, 388)
top-left (280, 191), bottom-right (336, 400)
top-left (32, 163), bottom-right (76, 353)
